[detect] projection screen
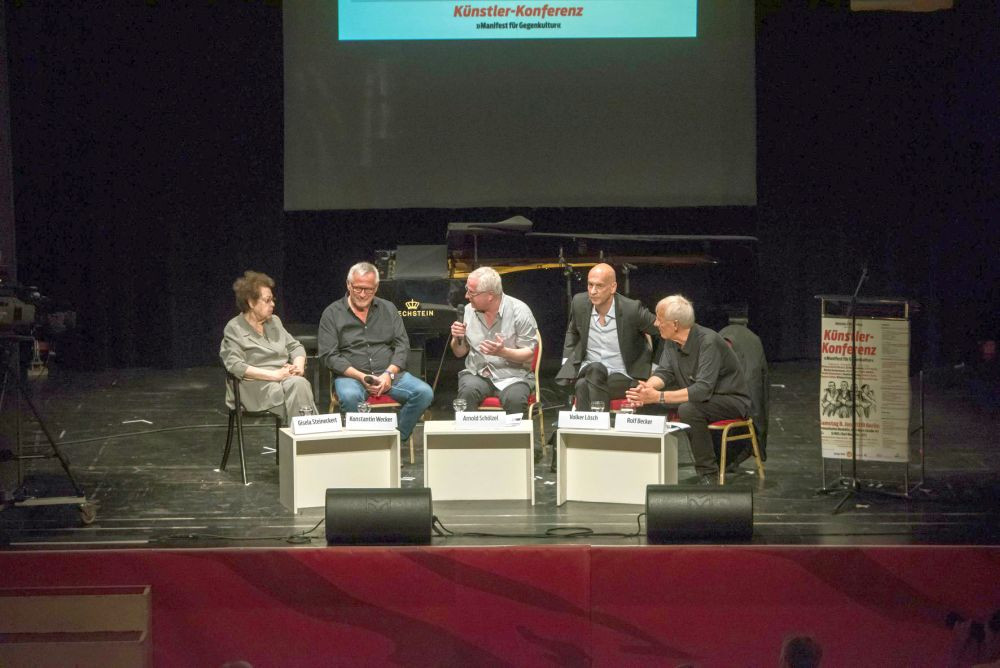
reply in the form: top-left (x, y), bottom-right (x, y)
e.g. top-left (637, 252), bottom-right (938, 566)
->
top-left (284, 0), bottom-right (755, 210)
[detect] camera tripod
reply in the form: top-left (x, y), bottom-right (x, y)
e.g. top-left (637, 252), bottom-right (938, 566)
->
top-left (0, 334), bottom-right (93, 523)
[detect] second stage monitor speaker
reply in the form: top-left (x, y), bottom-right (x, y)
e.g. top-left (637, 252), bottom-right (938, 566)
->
top-left (646, 485), bottom-right (753, 542)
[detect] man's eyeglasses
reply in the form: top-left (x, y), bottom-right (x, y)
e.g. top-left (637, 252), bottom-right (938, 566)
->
top-left (465, 287), bottom-right (487, 297)
top-left (349, 284), bottom-right (376, 295)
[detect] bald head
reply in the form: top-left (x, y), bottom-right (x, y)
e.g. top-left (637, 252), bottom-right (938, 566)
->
top-left (586, 263), bottom-right (617, 310)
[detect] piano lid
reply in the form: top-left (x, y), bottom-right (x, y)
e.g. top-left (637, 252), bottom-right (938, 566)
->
top-left (443, 216), bottom-right (756, 278)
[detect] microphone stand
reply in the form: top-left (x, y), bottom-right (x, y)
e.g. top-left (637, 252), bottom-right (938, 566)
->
top-left (818, 266), bottom-right (904, 513)
top-left (835, 265), bottom-right (867, 513)
top-left (558, 245), bottom-right (576, 321)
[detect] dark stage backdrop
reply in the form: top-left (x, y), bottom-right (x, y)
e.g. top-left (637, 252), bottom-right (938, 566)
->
top-left (283, 0), bottom-right (757, 210)
top-left (6, 2), bottom-right (998, 370)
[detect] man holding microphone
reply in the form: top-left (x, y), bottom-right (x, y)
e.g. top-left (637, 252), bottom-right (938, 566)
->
top-left (449, 266), bottom-right (538, 416)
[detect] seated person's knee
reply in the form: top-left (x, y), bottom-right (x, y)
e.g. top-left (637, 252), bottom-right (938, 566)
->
top-left (676, 402), bottom-right (699, 422)
top-left (334, 380), bottom-right (365, 408)
top-left (411, 380), bottom-right (434, 409)
top-left (287, 376), bottom-right (311, 394)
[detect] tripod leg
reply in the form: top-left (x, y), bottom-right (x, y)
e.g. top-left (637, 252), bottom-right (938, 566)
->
top-left (19, 389), bottom-right (83, 496)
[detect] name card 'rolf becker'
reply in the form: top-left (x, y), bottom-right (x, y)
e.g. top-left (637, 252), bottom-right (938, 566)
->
top-left (614, 413), bottom-right (666, 434)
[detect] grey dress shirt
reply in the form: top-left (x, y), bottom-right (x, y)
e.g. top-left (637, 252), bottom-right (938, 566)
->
top-left (584, 301), bottom-right (628, 376)
top-left (317, 295), bottom-right (410, 377)
top-left (460, 295), bottom-right (538, 386)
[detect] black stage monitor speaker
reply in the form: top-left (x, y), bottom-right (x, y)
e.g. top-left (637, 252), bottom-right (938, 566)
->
top-left (645, 485), bottom-right (753, 542)
top-left (325, 488), bottom-right (433, 545)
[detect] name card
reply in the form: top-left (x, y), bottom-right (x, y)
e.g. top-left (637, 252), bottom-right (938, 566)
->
top-left (558, 410), bottom-right (610, 431)
top-left (455, 411), bottom-right (507, 429)
top-left (291, 413), bottom-right (342, 435)
top-left (614, 413), bottom-right (666, 434)
top-left (345, 412), bottom-right (398, 431)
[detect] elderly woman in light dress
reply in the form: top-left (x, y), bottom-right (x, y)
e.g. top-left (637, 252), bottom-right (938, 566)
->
top-left (220, 270), bottom-right (316, 423)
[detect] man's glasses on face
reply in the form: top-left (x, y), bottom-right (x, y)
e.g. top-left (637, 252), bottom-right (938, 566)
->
top-left (349, 284), bottom-right (376, 295)
top-left (465, 286), bottom-right (487, 297)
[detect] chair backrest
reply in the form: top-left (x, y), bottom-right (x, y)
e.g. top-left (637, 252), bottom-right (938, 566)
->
top-left (531, 329), bottom-right (542, 392)
top-left (226, 369), bottom-right (243, 408)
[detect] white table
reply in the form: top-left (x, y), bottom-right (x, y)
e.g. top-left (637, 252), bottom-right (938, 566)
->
top-left (557, 428), bottom-right (679, 505)
top-left (423, 420), bottom-right (535, 504)
top-left (278, 427), bottom-right (400, 513)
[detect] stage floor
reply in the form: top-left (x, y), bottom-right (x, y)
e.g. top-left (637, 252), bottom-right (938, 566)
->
top-left (2, 359), bottom-right (999, 548)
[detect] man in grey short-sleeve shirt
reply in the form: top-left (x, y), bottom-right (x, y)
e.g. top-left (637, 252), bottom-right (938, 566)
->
top-left (449, 266), bottom-right (538, 416)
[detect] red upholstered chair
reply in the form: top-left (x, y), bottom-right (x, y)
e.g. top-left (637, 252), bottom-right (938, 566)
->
top-left (477, 331), bottom-right (546, 449)
top-left (329, 389), bottom-right (415, 464)
top-left (709, 417), bottom-right (765, 484)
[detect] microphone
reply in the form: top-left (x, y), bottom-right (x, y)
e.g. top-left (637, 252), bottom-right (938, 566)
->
top-left (363, 375), bottom-right (377, 386)
top-left (453, 305), bottom-right (466, 344)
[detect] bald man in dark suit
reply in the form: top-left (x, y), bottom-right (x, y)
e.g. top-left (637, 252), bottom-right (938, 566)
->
top-left (555, 263), bottom-right (659, 410)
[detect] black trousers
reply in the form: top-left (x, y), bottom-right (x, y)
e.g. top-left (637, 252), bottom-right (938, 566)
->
top-left (676, 395), bottom-right (749, 476)
top-left (573, 363), bottom-right (637, 411)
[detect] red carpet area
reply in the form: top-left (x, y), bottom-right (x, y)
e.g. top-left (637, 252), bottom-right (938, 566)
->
top-left (3, 545), bottom-right (999, 666)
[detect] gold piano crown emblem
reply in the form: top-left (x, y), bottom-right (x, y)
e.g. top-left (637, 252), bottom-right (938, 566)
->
top-left (405, 299), bottom-right (420, 310)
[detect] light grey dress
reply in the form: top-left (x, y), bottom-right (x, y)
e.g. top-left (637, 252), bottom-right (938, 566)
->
top-left (220, 314), bottom-right (316, 422)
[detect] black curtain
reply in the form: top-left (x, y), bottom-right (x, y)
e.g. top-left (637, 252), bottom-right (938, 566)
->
top-left (7, 1), bottom-right (997, 369)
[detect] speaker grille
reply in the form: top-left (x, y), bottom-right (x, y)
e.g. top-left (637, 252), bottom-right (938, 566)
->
top-left (646, 485), bottom-right (753, 542)
top-left (325, 488), bottom-right (432, 545)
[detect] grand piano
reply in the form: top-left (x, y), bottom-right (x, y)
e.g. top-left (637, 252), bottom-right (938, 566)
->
top-left (376, 217), bottom-right (759, 386)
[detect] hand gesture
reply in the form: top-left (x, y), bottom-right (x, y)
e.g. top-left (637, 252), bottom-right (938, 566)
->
top-left (625, 380), bottom-right (655, 407)
top-left (478, 333), bottom-right (506, 357)
top-left (368, 372), bottom-right (392, 397)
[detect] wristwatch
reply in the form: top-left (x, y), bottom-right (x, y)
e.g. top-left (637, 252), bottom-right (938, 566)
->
top-left (388, 372), bottom-right (396, 381)
top-left (658, 391), bottom-right (665, 405)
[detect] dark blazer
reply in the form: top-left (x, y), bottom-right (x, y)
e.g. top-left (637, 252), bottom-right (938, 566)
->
top-left (719, 322), bottom-right (769, 454)
top-left (555, 293), bottom-right (658, 385)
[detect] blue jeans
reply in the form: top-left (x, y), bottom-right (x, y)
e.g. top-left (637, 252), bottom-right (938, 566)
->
top-left (333, 372), bottom-right (434, 443)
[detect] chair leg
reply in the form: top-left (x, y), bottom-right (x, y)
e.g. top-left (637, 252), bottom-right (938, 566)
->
top-left (234, 410), bottom-right (249, 486)
top-left (748, 419), bottom-right (765, 480)
top-left (222, 411), bottom-right (235, 470)
top-left (718, 425), bottom-right (732, 485)
top-left (273, 415), bottom-right (281, 465)
top-left (537, 404), bottom-right (547, 458)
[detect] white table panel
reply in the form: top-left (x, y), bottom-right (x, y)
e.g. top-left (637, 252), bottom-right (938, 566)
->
top-left (278, 428), bottom-right (399, 513)
top-left (423, 420), bottom-right (534, 503)
top-left (557, 428), bottom-right (679, 505)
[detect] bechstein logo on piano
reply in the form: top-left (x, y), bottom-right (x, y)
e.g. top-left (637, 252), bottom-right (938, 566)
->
top-left (400, 300), bottom-right (435, 317)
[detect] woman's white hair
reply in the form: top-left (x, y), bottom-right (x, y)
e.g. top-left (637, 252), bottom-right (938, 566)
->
top-left (468, 266), bottom-right (503, 296)
top-left (656, 294), bottom-right (695, 328)
top-left (347, 262), bottom-right (380, 285)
